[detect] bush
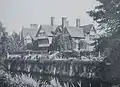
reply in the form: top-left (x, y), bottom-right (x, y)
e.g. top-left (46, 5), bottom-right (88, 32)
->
top-left (0, 70), bottom-right (39, 87)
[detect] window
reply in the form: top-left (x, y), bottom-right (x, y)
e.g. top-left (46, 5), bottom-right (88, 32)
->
top-left (38, 32), bottom-right (46, 37)
top-left (89, 35), bottom-right (96, 40)
top-left (38, 39), bottom-right (49, 44)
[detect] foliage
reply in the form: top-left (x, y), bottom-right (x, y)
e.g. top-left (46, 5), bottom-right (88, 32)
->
top-left (0, 22), bottom-right (40, 87)
top-left (0, 23), bottom-right (24, 54)
top-left (0, 22), bottom-right (8, 56)
top-left (7, 31), bottom-right (25, 53)
top-left (88, 0), bottom-right (120, 54)
top-left (0, 70), bottom-right (39, 87)
top-left (50, 26), bottom-right (73, 51)
top-left (26, 43), bottom-right (33, 50)
top-left (87, 0), bottom-right (120, 34)
top-left (88, 0), bottom-right (120, 83)
top-left (50, 32), bottom-right (63, 51)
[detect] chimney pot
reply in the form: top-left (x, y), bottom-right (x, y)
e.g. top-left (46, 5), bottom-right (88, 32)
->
top-left (76, 18), bottom-right (80, 27)
top-left (50, 17), bottom-right (55, 26)
top-left (66, 20), bottom-right (69, 27)
top-left (30, 24), bottom-right (38, 28)
top-left (62, 17), bottom-right (67, 28)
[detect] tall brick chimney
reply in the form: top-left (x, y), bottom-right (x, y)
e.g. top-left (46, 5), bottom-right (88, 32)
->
top-left (50, 17), bottom-right (55, 26)
top-left (76, 18), bottom-right (80, 27)
top-left (62, 17), bottom-right (67, 28)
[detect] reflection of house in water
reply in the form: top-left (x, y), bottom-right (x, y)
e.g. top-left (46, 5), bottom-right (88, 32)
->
top-left (20, 17), bottom-right (98, 53)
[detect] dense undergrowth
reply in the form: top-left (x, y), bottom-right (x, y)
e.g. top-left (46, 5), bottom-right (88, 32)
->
top-left (0, 70), bottom-right (39, 87)
top-left (0, 57), bottom-right (39, 87)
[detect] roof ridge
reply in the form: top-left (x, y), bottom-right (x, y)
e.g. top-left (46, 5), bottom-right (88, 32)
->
top-left (80, 24), bottom-right (93, 27)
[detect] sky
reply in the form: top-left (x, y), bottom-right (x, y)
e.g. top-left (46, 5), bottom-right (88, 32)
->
top-left (0, 0), bottom-right (99, 33)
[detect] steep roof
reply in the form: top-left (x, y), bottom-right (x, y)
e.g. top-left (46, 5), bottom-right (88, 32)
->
top-left (21, 27), bottom-right (38, 39)
top-left (54, 25), bottom-right (85, 38)
top-left (66, 27), bottom-right (85, 38)
top-left (80, 24), bottom-right (95, 34)
top-left (38, 25), bottom-right (57, 36)
top-left (21, 24), bottom-right (95, 40)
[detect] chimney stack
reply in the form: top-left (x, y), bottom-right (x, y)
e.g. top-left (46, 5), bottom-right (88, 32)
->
top-left (62, 17), bottom-right (67, 28)
top-left (30, 24), bottom-right (38, 28)
top-left (50, 17), bottom-right (55, 26)
top-left (76, 18), bottom-right (80, 27)
top-left (66, 20), bottom-right (69, 27)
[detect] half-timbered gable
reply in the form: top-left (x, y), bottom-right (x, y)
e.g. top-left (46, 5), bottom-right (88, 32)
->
top-left (21, 24), bottom-right (39, 46)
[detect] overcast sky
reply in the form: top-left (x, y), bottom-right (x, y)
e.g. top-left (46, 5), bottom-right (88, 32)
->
top-left (0, 0), bottom-right (98, 33)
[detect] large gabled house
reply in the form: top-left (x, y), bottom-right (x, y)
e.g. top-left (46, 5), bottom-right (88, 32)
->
top-left (50, 17), bottom-right (98, 52)
top-left (34, 17), bottom-right (85, 52)
top-left (20, 17), bottom-right (98, 53)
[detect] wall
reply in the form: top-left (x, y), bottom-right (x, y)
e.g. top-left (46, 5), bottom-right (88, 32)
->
top-left (4, 59), bottom-right (98, 78)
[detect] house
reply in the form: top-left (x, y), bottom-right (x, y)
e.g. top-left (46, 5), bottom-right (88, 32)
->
top-left (34, 17), bottom-right (85, 52)
top-left (80, 24), bottom-right (98, 51)
top-left (34, 25), bottom-right (56, 53)
top-left (20, 17), bottom-right (98, 53)
top-left (31, 17), bottom-right (57, 53)
top-left (50, 17), bottom-right (98, 52)
top-left (52, 17), bottom-right (85, 51)
top-left (20, 24), bottom-right (39, 46)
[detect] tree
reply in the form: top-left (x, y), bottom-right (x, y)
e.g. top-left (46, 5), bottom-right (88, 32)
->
top-left (0, 22), bottom-right (8, 57)
top-left (50, 26), bottom-right (73, 51)
top-left (88, 0), bottom-right (120, 34)
top-left (88, 0), bottom-right (120, 83)
top-left (0, 22), bottom-right (8, 72)
top-left (88, 0), bottom-right (120, 54)
top-left (7, 31), bottom-right (24, 53)
top-left (50, 27), bottom-right (63, 51)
